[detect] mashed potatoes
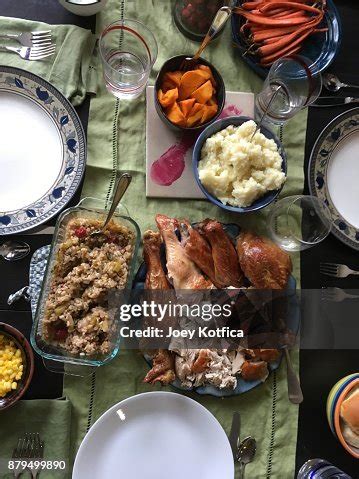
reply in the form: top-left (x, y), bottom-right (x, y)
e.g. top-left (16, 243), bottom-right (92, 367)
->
top-left (198, 120), bottom-right (285, 207)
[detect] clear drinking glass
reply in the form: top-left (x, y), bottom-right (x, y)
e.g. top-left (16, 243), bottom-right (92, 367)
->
top-left (99, 19), bottom-right (158, 99)
top-left (267, 195), bottom-right (332, 252)
top-left (255, 55), bottom-right (322, 125)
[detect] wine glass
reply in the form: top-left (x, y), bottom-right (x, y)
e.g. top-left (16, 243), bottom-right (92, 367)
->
top-left (99, 19), bottom-right (158, 100)
top-left (267, 195), bottom-right (332, 252)
top-left (255, 55), bottom-right (322, 125)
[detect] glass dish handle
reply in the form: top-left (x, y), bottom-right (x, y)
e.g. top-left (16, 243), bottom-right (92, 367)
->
top-left (42, 358), bottom-right (96, 377)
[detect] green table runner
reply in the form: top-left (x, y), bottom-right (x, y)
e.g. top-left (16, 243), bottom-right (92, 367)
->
top-left (64, 0), bottom-right (307, 477)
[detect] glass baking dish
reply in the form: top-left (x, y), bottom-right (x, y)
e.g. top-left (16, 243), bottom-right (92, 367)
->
top-left (30, 197), bottom-right (141, 368)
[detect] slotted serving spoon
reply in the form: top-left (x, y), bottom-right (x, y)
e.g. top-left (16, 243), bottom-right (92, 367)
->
top-left (180, 6), bottom-right (232, 71)
top-left (90, 173), bottom-right (132, 238)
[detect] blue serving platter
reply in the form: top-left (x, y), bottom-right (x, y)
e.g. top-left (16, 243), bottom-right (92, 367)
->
top-left (231, 0), bottom-right (342, 79)
top-left (134, 222), bottom-right (300, 397)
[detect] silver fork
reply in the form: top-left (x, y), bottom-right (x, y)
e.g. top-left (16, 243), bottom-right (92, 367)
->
top-left (320, 262), bottom-right (359, 278)
top-left (12, 433), bottom-right (45, 478)
top-left (27, 433), bottom-right (44, 479)
top-left (0, 31), bottom-right (52, 47)
top-left (321, 287), bottom-right (359, 303)
top-left (12, 434), bottom-right (30, 478)
top-left (0, 44), bottom-right (56, 61)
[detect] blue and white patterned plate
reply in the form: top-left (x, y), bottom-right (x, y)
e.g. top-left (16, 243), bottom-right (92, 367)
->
top-left (309, 107), bottom-right (359, 250)
top-left (0, 66), bottom-right (86, 235)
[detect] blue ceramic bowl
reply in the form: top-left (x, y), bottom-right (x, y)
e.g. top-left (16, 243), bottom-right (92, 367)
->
top-left (231, 0), bottom-right (342, 79)
top-left (192, 116), bottom-right (287, 213)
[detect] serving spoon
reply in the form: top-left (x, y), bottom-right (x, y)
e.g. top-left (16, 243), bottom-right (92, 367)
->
top-left (323, 73), bottom-right (359, 93)
top-left (0, 240), bottom-right (30, 261)
top-left (180, 6), bottom-right (232, 71)
top-left (236, 436), bottom-right (256, 479)
top-left (90, 173), bottom-right (132, 238)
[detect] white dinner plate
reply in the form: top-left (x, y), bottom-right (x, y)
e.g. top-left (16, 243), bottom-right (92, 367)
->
top-left (0, 66), bottom-right (86, 235)
top-left (309, 107), bottom-right (359, 249)
top-left (73, 392), bottom-right (234, 479)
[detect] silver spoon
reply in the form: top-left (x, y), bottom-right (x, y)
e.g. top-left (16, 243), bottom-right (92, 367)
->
top-left (180, 6), bottom-right (232, 71)
top-left (0, 240), bottom-right (30, 261)
top-left (90, 172), bottom-right (132, 238)
top-left (236, 436), bottom-right (256, 479)
top-left (323, 73), bottom-right (359, 93)
top-left (284, 348), bottom-right (303, 404)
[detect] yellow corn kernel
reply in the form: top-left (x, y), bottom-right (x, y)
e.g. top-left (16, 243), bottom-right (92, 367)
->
top-left (0, 334), bottom-right (24, 397)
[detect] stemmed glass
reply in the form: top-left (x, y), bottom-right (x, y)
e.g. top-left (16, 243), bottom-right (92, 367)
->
top-left (255, 55), bottom-right (322, 125)
top-left (99, 19), bottom-right (158, 100)
top-left (267, 195), bottom-right (332, 252)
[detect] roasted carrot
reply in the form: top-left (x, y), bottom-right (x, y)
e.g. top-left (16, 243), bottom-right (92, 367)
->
top-left (272, 10), bottom-right (307, 18)
top-left (252, 25), bottom-right (299, 42)
top-left (263, 34), bottom-right (289, 44)
top-left (260, 45), bottom-right (301, 66)
top-left (259, 2), bottom-right (323, 15)
top-left (233, 8), bottom-right (312, 26)
top-left (242, 1), bottom-right (263, 9)
top-left (258, 28), bottom-right (313, 62)
top-left (257, 13), bottom-right (323, 56)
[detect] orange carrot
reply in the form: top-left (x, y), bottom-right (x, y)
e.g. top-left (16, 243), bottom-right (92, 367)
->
top-left (252, 25), bottom-right (299, 41)
top-left (263, 34), bottom-right (289, 44)
top-left (242, 1), bottom-right (263, 9)
top-left (233, 8), bottom-right (312, 25)
top-left (257, 14), bottom-right (322, 55)
top-left (260, 45), bottom-right (301, 66)
top-left (258, 28), bottom-right (313, 62)
top-left (259, 2), bottom-right (323, 15)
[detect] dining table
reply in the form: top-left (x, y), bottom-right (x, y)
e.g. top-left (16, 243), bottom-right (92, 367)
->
top-left (0, 1), bottom-right (358, 478)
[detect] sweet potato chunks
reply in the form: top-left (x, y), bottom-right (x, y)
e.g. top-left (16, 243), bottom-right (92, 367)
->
top-left (158, 64), bottom-right (219, 128)
top-left (158, 88), bottom-right (179, 108)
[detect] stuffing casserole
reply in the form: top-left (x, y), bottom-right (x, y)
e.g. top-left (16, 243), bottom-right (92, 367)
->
top-left (42, 218), bottom-right (135, 356)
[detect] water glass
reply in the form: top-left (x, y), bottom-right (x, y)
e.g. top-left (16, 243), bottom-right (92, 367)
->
top-left (99, 19), bottom-right (158, 100)
top-left (255, 55), bottom-right (322, 125)
top-left (267, 195), bottom-right (332, 252)
top-left (297, 459), bottom-right (353, 479)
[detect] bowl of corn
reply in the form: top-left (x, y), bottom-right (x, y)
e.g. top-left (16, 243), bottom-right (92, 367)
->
top-left (0, 323), bottom-right (34, 411)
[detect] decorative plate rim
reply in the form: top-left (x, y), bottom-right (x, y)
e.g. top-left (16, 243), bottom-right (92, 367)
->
top-left (308, 107), bottom-right (359, 250)
top-left (0, 65), bottom-right (86, 235)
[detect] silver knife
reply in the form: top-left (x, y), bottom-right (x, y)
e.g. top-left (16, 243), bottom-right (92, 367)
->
top-left (229, 412), bottom-right (241, 460)
top-left (312, 96), bottom-right (359, 107)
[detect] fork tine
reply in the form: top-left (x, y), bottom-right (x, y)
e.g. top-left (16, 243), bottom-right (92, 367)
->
top-left (34, 433), bottom-right (41, 455)
top-left (30, 51), bottom-right (56, 60)
top-left (320, 263), bottom-right (338, 271)
top-left (320, 270), bottom-right (338, 278)
top-left (320, 265), bottom-right (337, 272)
top-left (31, 44), bottom-right (56, 53)
top-left (30, 49), bottom-right (56, 58)
top-left (31, 30), bottom-right (51, 36)
top-left (30, 47), bottom-right (56, 58)
top-left (32, 38), bottom-right (52, 46)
